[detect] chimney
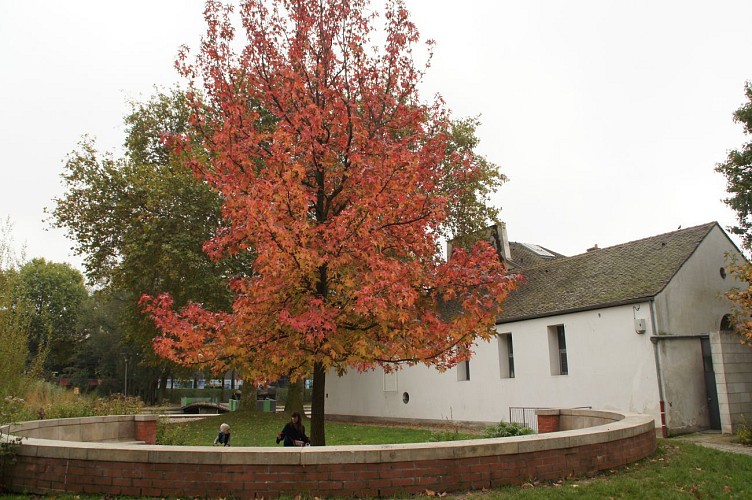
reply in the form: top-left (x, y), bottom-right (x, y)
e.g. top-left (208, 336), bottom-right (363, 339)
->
top-left (446, 221), bottom-right (511, 262)
top-left (489, 222), bottom-right (512, 262)
top-left (587, 244), bottom-right (599, 252)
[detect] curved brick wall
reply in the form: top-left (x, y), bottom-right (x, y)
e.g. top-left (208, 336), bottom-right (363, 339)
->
top-left (0, 409), bottom-right (655, 498)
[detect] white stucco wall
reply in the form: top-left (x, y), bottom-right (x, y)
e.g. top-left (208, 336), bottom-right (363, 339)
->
top-left (325, 224), bottom-right (749, 434)
top-left (653, 225), bottom-right (742, 336)
top-left (654, 337), bottom-right (709, 434)
top-left (650, 225), bottom-right (746, 434)
top-left (326, 303), bottom-right (662, 428)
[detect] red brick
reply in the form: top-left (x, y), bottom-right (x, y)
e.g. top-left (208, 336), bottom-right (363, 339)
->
top-left (109, 486), bottom-right (139, 496)
top-left (329, 471), bottom-right (356, 481)
top-left (0, 424), bottom-right (658, 498)
top-left (378, 468), bottom-right (414, 479)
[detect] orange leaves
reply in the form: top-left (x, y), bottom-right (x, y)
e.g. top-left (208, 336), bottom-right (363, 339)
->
top-left (140, 0), bottom-right (517, 390)
top-left (724, 259), bottom-right (752, 345)
top-left (140, 293), bottom-right (231, 368)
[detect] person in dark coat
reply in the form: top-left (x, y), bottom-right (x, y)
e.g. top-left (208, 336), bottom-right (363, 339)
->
top-left (213, 422), bottom-right (231, 446)
top-left (276, 412), bottom-right (310, 446)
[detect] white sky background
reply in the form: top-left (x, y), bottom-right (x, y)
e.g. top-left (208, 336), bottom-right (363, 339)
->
top-left (1, 1), bottom-right (751, 272)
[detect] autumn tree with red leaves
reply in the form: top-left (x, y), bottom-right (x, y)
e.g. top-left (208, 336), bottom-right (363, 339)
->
top-left (141, 0), bottom-right (517, 445)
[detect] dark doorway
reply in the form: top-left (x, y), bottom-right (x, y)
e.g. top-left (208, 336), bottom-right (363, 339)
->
top-left (701, 337), bottom-right (722, 430)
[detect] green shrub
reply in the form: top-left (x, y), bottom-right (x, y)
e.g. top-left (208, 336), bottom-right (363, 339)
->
top-left (736, 414), bottom-right (752, 445)
top-left (0, 430), bottom-right (23, 469)
top-left (484, 421), bottom-right (535, 438)
top-left (156, 417), bottom-right (191, 445)
top-left (428, 430), bottom-right (466, 442)
top-left (43, 398), bottom-right (94, 419)
top-left (2, 381), bottom-right (144, 422)
top-left (92, 394), bottom-right (144, 416)
top-left (0, 396), bottom-right (30, 425)
top-left (19, 380), bottom-right (93, 420)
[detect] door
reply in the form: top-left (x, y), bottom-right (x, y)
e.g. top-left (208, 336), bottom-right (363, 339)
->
top-left (701, 338), bottom-right (721, 430)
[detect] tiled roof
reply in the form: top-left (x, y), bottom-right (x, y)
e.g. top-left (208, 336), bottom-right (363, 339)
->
top-left (507, 242), bottom-right (565, 270)
top-left (498, 222), bottom-right (718, 323)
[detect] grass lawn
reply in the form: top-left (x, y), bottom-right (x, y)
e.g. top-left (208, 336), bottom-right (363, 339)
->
top-left (471, 440), bottom-right (750, 499)
top-left (157, 409), bottom-right (481, 446)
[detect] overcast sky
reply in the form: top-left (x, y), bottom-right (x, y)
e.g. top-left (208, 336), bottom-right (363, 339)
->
top-left (1, 1), bottom-right (751, 272)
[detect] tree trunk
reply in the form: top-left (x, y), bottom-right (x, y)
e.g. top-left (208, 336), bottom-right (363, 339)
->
top-left (158, 370), bottom-right (169, 404)
top-left (284, 378), bottom-right (305, 415)
top-left (145, 378), bottom-right (158, 405)
top-left (239, 384), bottom-right (260, 412)
top-left (310, 362), bottom-right (326, 446)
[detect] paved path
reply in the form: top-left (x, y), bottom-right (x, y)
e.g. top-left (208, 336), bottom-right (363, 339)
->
top-left (671, 431), bottom-right (752, 456)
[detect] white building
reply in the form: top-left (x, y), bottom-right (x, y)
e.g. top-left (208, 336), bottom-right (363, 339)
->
top-left (325, 222), bottom-right (752, 435)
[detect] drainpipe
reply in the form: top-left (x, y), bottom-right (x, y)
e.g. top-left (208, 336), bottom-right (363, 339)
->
top-left (649, 299), bottom-right (669, 438)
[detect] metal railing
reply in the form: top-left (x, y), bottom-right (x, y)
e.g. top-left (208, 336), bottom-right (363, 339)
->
top-left (509, 406), bottom-right (592, 433)
top-left (508, 407), bottom-right (543, 432)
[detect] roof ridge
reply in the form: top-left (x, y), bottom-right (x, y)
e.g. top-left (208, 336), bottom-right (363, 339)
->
top-left (513, 222), bottom-right (717, 272)
top-left (497, 222), bottom-right (723, 323)
top-left (583, 222), bottom-right (717, 254)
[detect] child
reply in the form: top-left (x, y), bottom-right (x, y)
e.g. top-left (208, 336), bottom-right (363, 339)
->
top-left (213, 422), bottom-right (231, 446)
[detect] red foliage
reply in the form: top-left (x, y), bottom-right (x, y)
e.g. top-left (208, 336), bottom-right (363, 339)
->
top-left (142, 0), bottom-right (517, 384)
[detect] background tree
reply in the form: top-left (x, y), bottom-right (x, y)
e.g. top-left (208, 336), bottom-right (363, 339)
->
top-left (68, 290), bottom-right (127, 394)
top-left (717, 82), bottom-right (752, 250)
top-left (50, 90), bottom-right (247, 402)
top-left (717, 81), bottom-right (752, 344)
top-left (0, 217), bottom-right (25, 271)
top-left (283, 379), bottom-right (305, 415)
top-left (142, 0), bottom-right (517, 445)
top-left (0, 269), bottom-right (32, 400)
top-left (440, 117), bottom-right (507, 248)
top-left (13, 258), bottom-right (88, 373)
top-left (0, 219), bottom-right (35, 407)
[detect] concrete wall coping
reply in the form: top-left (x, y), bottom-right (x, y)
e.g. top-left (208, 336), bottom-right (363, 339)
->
top-left (4, 412), bottom-right (654, 466)
top-left (1, 414), bottom-right (148, 433)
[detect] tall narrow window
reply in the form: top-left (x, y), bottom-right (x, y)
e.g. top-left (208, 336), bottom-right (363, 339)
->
top-left (508, 337), bottom-right (515, 378)
top-left (497, 333), bottom-right (515, 378)
top-left (457, 360), bottom-right (470, 381)
top-left (548, 324), bottom-right (569, 375)
top-left (557, 325), bottom-right (568, 375)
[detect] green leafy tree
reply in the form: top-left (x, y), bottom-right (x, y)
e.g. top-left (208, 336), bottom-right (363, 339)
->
top-left (440, 117), bottom-right (507, 247)
top-left (13, 258), bottom-right (88, 373)
top-left (283, 379), bottom-right (305, 416)
top-left (50, 90), bottom-right (246, 402)
top-left (0, 217), bottom-right (25, 271)
top-left (716, 82), bottom-right (752, 345)
top-left (0, 220), bottom-right (44, 416)
top-left (69, 290), bottom-right (127, 394)
top-left (717, 82), bottom-right (752, 249)
top-left (0, 270), bottom-right (33, 404)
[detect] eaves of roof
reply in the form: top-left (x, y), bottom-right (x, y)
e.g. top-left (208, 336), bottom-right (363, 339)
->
top-left (496, 222), bottom-right (718, 324)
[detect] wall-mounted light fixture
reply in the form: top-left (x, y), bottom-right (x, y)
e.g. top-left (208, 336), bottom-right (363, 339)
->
top-left (634, 318), bottom-right (647, 334)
